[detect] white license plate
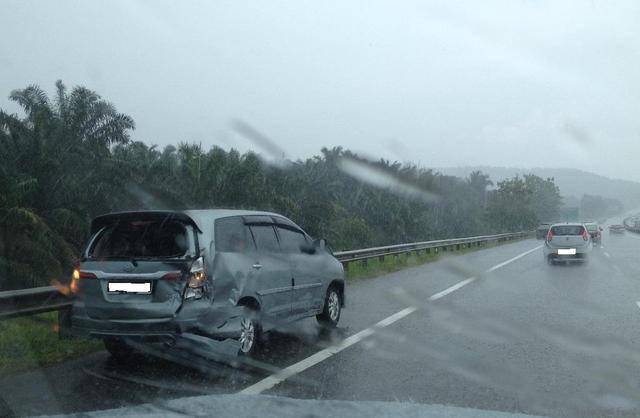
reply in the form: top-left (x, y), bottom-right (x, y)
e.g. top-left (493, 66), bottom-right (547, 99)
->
top-left (108, 282), bottom-right (151, 294)
top-left (558, 248), bottom-right (576, 255)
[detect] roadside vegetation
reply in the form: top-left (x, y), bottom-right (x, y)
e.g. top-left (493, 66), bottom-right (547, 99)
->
top-left (0, 311), bottom-right (102, 375)
top-left (0, 81), bottom-right (565, 291)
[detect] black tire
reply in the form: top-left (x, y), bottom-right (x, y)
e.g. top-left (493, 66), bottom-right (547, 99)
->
top-left (317, 286), bottom-right (342, 328)
top-left (238, 308), bottom-right (261, 356)
top-left (546, 256), bottom-right (554, 266)
top-left (103, 338), bottom-right (134, 362)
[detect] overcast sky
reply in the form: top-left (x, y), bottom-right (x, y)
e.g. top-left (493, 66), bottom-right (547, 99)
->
top-left (2, 0), bottom-right (639, 181)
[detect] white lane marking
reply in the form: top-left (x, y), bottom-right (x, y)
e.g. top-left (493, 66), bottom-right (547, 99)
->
top-left (636, 301), bottom-right (640, 311)
top-left (426, 245), bottom-right (542, 302)
top-left (604, 251), bottom-right (611, 258)
top-left (486, 245), bottom-right (542, 273)
top-left (239, 244), bottom-right (542, 395)
top-left (239, 307), bottom-right (416, 395)
top-left (428, 277), bottom-right (475, 301)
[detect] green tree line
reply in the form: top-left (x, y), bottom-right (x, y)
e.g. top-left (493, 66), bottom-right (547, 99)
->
top-left (0, 82), bottom-right (562, 290)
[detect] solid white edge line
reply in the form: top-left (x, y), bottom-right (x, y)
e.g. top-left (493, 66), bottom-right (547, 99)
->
top-left (239, 244), bottom-right (542, 395)
top-left (636, 301), bottom-right (640, 310)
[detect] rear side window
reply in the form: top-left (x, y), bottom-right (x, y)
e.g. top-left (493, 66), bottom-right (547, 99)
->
top-left (215, 217), bottom-right (255, 253)
top-left (550, 225), bottom-right (585, 236)
top-left (276, 226), bottom-right (308, 253)
top-left (90, 220), bottom-right (195, 259)
top-left (250, 225), bottom-right (280, 252)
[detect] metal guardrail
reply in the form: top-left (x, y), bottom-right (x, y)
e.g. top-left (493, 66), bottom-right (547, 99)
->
top-left (0, 230), bottom-right (532, 320)
top-left (334, 231), bottom-right (530, 265)
top-left (0, 285), bottom-right (72, 320)
top-left (623, 216), bottom-right (640, 233)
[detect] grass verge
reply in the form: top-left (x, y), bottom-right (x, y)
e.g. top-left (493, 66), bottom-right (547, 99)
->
top-left (0, 311), bottom-right (102, 376)
top-left (345, 236), bottom-right (531, 281)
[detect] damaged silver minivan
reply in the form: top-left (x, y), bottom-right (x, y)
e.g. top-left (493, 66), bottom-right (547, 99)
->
top-left (70, 210), bottom-right (345, 359)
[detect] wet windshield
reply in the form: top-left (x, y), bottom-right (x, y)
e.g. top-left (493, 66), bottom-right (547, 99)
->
top-left (2, 2), bottom-right (640, 418)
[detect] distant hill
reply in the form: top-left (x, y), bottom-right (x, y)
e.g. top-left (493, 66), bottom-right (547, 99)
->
top-left (436, 166), bottom-right (640, 210)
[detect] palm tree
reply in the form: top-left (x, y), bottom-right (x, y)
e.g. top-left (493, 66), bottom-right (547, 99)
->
top-left (0, 81), bottom-right (135, 289)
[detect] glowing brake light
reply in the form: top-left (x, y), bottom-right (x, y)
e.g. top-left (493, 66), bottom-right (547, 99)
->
top-left (70, 268), bottom-right (96, 293)
top-left (72, 268), bottom-right (96, 280)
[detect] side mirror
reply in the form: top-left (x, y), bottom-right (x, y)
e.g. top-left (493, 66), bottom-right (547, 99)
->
top-left (300, 242), bottom-right (316, 254)
top-left (300, 238), bottom-right (326, 255)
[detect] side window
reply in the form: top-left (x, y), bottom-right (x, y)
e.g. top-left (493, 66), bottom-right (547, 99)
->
top-left (276, 226), bottom-right (308, 253)
top-left (249, 225), bottom-right (280, 253)
top-left (215, 217), bottom-right (255, 253)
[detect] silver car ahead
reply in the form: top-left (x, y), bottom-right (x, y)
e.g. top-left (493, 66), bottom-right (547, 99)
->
top-left (543, 223), bottom-right (593, 265)
top-left (70, 210), bottom-right (345, 358)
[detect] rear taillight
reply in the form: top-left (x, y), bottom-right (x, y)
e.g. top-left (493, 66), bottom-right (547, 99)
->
top-left (581, 229), bottom-right (589, 241)
top-left (184, 257), bottom-right (209, 300)
top-left (546, 229), bottom-right (553, 241)
top-left (70, 268), bottom-right (96, 293)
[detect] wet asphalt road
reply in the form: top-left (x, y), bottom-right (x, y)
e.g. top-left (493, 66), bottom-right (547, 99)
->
top-left (3, 220), bottom-right (640, 417)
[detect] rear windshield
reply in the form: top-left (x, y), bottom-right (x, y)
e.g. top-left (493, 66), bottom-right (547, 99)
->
top-left (550, 225), bottom-right (585, 236)
top-left (89, 220), bottom-right (196, 259)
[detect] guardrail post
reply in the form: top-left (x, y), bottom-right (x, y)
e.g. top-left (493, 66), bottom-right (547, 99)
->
top-left (378, 255), bottom-right (385, 263)
top-left (58, 306), bottom-right (73, 339)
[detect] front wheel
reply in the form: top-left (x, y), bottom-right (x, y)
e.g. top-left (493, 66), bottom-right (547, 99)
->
top-left (317, 287), bottom-right (342, 327)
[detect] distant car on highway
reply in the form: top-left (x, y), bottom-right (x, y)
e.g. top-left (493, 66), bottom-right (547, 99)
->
top-left (535, 223), bottom-right (552, 240)
top-left (543, 223), bottom-right (593, 265)
top-left (609, 224), bottom-right (625, 234)
top-left (70, 210), bottom-right (345, 360)
top-left (583, 221), bottom-right (603, 245)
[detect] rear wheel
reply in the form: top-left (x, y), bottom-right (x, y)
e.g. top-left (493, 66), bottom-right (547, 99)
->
top-left (238, 308), bottom-right (261, 356)
top-left (317, 286), bottom-right (342, 327)
top-left (103, 338), bottom-right (134, 362)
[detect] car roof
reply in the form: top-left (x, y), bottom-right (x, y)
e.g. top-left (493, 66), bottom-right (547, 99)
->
top-left (91, 209), bottom-right (291, 235)
top-left (550, 222), bottom-right (585, 227)
top-left (183, 208), bottom-right (282, 220)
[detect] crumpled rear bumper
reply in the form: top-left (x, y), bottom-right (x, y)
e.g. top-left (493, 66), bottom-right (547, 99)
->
top-left (70, 301), bottom-right (244, 340)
